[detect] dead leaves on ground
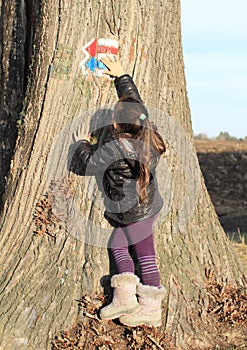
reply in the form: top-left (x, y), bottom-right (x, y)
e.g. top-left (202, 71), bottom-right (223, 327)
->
top-left (206, 280), bottom-right (247, 324)
top-left (202, 270), bottom-right (247, 349)
top-left (51, 276), bottom-right (247, 350)
top-left (52, 293), bottom-right (173, 350)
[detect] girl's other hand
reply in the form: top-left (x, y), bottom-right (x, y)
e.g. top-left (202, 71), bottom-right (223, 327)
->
top-left (72, 123), bottom-right (90, 143)
top-left (100, 55), bottom-right (125, 77)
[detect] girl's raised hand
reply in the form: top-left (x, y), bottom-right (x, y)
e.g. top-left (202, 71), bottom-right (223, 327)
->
top-left (100, 55), bottom-right (125, 77)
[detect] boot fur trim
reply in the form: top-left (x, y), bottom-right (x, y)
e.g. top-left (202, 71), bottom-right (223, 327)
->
top-left (111, 273), bottom-right (140, 288)
top-left (137, 283), bottom-right (166, 299)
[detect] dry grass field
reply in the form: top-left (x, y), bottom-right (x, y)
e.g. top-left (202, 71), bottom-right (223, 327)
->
top-left (195, 140), bottom-right (247, 153)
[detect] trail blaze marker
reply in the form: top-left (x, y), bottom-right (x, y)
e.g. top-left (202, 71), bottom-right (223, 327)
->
top-left (80, 38), bottom-right (119, 77)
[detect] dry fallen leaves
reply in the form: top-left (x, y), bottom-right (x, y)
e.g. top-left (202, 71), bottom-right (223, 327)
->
top-left (51, 277), bottom-right (247, 350)
top-left (52, 292), bottom-right (172, 350)
top-left (206, 280), bottom-right (247, 324)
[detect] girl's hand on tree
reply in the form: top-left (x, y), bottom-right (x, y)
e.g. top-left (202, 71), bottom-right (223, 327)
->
top-left (72, 123), bottom-right (90, 143)
top-left (101, 55), bottom-right (125, 77)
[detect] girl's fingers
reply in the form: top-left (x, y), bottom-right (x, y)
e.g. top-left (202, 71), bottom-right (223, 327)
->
top-left (101, 56), bottom-right (111, 65)
top-left (102, 69), bottom-right (111, 76)
top-left (100, 55), bottom-right (120, 76)
top-left (106, 54), bottom-right (115, 62)
top-left (100, 57), bottom-right (112, 68)
top-left (100, 57), bottom-right (107, 64)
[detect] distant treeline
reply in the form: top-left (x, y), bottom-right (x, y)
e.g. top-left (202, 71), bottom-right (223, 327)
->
top-left (194, 131), bottom-right (247, 142)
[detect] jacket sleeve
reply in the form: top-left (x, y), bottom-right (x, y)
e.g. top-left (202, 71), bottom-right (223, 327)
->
top-left (114, 74), bottom-right (143, 102)
top-left (74, 139), bottom-right (92, 167)
top-left (74, 139), bottom-right (117, 175)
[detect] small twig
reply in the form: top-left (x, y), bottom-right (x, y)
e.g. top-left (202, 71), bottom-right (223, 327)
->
top-left (147, 335), bottom-right (165, 350)
top-left (91, 326), bottom-right (100, 335)
top-left (85, 312), bottom-right (98, 319)
top-left (211, 305), bottom-right (223, 314)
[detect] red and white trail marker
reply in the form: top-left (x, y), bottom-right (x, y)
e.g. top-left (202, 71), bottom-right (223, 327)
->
top-left (80, 38), bottom-right (119, 78)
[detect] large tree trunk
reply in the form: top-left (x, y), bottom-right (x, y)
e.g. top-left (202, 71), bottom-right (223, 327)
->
top-left (0, 1), bottom-right (245, 349)
top-left (0, 0), bottom-right (24, 209)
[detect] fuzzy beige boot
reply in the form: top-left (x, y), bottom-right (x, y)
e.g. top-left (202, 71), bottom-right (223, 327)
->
top-left (119, 283), bottom-right (166, 327)
top-left (100, 273), bottom-right (140, 320)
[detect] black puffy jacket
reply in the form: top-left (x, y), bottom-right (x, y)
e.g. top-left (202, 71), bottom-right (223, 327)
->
top-left (75, 74), bottom-right (163, 227)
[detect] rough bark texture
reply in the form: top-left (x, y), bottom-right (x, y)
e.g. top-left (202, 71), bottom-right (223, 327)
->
top-left (0, 0), bottom-right (39, 210)
top-left (0, 0), bottom-right (24, 208)
top-left (0, 1), bottom-right (245, 349)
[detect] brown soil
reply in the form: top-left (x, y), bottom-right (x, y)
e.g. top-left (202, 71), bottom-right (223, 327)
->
top-left (195, 140), bottom-right (247, 238)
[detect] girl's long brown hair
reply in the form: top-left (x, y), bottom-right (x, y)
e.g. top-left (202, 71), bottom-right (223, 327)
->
top-left (113, 96), bottom-right (166, 202)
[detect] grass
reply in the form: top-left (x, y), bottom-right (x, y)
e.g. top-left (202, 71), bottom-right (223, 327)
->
top-left (227, 230), bottom-right (247, 273)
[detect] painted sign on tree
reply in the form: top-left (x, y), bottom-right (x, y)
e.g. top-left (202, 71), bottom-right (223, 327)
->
top-left (80, 38), bottom-right (119, 77)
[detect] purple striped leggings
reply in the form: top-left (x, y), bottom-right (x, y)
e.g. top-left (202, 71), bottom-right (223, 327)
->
top-left (109, 215), bottom-right (160, 287)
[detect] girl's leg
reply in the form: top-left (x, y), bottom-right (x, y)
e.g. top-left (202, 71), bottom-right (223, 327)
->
top-left (109, 227), bottom-right (135, 274)
top-left (123, 216), bottom-right (161, 287)
top-left (100, 228), bottom-right (140, 320)
top-left (133, 234), bottom-right (160, 287)
top-left (118, 217), bottom-right (166, 327)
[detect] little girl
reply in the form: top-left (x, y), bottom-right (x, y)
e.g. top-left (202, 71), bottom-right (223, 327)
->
top-left (75, 55), bottom-right (166, 327)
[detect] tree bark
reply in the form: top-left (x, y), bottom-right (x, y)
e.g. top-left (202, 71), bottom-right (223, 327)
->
top-left (0, 1), bottom-right (245, 349)
top-left (0, 0), bottom-right (24, 209)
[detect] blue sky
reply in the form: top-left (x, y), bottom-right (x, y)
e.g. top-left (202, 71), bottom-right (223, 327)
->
top-left (181, 0), bottom-right (247, 138)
